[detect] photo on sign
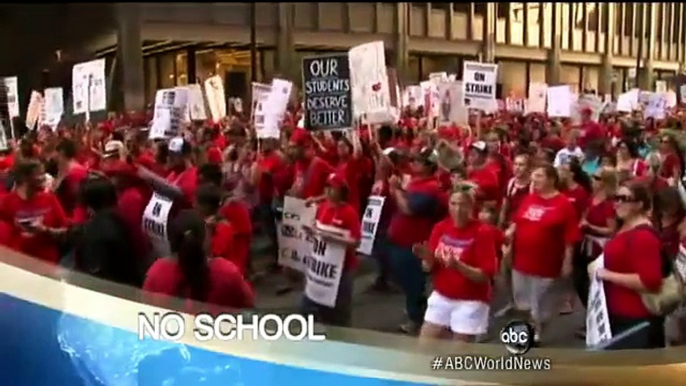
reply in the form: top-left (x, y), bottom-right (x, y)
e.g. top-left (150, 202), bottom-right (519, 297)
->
top-left (302, 53), bottom-right (352, 131)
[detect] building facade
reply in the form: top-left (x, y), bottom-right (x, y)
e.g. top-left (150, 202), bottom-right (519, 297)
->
top-left (88, 3), bottom-right (686, 111)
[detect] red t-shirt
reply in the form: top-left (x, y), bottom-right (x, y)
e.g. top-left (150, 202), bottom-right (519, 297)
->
top-left (118, 186), bottom-right (150, 260)
top-left (468, 166), bottom-right (500, 208)
top-left (143, 257), bottom-right (255, 311)
top-left (210, 220), bottom-right (242, 273)
top-left (512, 193), bottom-right (580, 278)
top-left (428, 219), bottom-right (498, 302)
top-left (336, 156), bottom-right (362, 213)
top-left (659, 152), bottom-right (681, 180)
top-left (293, 156), bottom-right (332, 199)
top-left (257, 152), bottom-right (285, 205)
top-left (603, 227), bottom-right (662, 318)
top-left (562, 185), bottom-right (590, 220)
top-left (503, 178), bottom-right (530, 225)
top-left (58, 162), bottom-right (89, 216)
top-left (315, 200), bottom-right (361, 270)
top-left (219, 200), bottom-right (252, 272)
top-left (0, 191), bottom-right (68, 263)
top-left (387, 176), bottom-right (446, 247)
top-left (167, 166), bottom-right (198, 204)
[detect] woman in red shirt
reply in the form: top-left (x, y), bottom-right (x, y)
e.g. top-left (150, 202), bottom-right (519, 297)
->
top-left (658, 135), bottom-right (682, 184)
top-left (499, 153), bottom-right (532, 228)
top-left (593, 182), bottom-right (664, 349)
top-left (143, 209), bottom-right (254, 311)
top-left (413, 185), bottom-right (498, 342)
top-left (574, 166), bottom-right (617, 309)
top-left (509, 164), bottom-right (579, 344)
top-left (301, 173), bottom-right (361, 327)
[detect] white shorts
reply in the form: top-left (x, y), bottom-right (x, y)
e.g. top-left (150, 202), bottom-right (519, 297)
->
top-left (511, 269), bottom-right (563, 324)
top-left (424, 291), bottom-right (490, 335)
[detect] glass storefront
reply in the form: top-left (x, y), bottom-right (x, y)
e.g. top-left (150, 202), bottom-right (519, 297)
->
top-left (141, 47), bottom-right (274, 105)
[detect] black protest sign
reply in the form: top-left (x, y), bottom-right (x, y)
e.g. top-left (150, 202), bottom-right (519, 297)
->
top-left (302, 54), bottom-right (352, 131)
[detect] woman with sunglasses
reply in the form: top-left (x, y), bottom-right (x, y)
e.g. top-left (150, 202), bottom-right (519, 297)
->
top-left (508, 164), bottom-right (579, 344)
top-left (574, 167), bottom-right (618, 313)
top-left (593, 182), bottom-right (664, 349)
top-left (413, 184), bottom-right (498, 342)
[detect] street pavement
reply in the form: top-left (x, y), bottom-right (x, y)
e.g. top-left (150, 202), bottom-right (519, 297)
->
top-left (248, 233), bottom-right (586, 349)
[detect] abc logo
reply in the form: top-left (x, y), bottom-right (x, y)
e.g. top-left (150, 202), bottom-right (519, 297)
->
top-left (500, 320), bottom-right (534, 355)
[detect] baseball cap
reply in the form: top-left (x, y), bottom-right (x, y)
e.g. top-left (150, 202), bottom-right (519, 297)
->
top-left (104, 140), bottom-right (124, 158)
top-left (168, 137), bottom-right (191, 155)
top-left (414, 147), bottom-right (439, 165)
top-left (469, 141), bottom-right (488, 153)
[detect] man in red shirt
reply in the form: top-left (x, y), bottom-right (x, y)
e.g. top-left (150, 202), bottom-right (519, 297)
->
top-left (578, 107), bottom-right (605, 151)
top-left (286, 129), bottom-right (332, 200)
top-left (387, 147), bottom-right (447, 334)
top-left (54, 139), bottom-right (89, 218)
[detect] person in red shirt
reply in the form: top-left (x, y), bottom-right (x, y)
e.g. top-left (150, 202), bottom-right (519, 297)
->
top-left (509, 163), bottom-right (579, 344)
top-left (615, 139), bottom-right (646, 180)
top-left (635, 153), bottom-right (670, 193)
top-left (166, 137), bottom-right (198, 204)
top-left (334, 136), bottom-right (363, 213)
top-left (53, 139), bottom-right (89, 218)
top-left (143, 209), bottom-right (254, 312)
top-left (413, 184), bottom-right (498, 342)
top-left (573, 167), bottom-right (617, 311)
top-left (387, 147), bottom-right (447, 334)
top-left (0, 160), bottom-right (69, 264)
top-left (578, 107), bottom-right (605, 150)
top-left (287, 129), bottom-right (332, 200)
top-left (466, 141), bottom-right (500, 213)
top-left (593, 182), bottom-right (664, 349)
top-left (658, 134), bottom-right (682, 183)
top-left (253, 138), bottom-right (287, 270)
top-left (197, 163), bottom-right (253, 277)
top-left (559, 158), bottom-right (592, 221)
top-left (301, 173), bottom-right (361, 327)
top-left (499, 153), bottom-right (532, 227)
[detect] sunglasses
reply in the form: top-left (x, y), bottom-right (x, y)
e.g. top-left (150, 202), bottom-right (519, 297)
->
top-left (612, 194), bottom-right (636, 203)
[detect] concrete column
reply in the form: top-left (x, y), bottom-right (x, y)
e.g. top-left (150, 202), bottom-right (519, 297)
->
top-left (639, 3), bottom-right (656, 90)
top-left (186, 48), bottom-right (197, 85)
top-left (116, 3), bottom-right (145, 112)
top-left (394, 3), bottom-right (410, 82)
top-left (276, 3), bottom-right (296, 82)
top-left (598, 4), bottom-right (615, 96)
top-left (481, 3), bottom-right (496, 62)
top-left (546, 3), bottom-right (562, 84)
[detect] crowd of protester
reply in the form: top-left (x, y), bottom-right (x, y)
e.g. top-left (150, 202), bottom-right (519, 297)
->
top-left (2, 98), bottom-right (686, 350)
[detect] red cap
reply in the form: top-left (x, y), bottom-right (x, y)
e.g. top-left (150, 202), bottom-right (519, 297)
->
top-left (289, 128), bottom-right (312, 147)
top-left (326, 173), bottom-right (348, 189)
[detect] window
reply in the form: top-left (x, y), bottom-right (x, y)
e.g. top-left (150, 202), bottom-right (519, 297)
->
top-left (624, 4), bottom-right (633, 37)
top-left (475, 2), bottom-right (487, 17)
top-left (497, 3), bottom-right (509, 19)
top-left (454, 3), bottom-right (470, 13)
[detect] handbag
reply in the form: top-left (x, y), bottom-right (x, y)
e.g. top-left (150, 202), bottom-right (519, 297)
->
top-left (632, 225), bottom-right (686, 315)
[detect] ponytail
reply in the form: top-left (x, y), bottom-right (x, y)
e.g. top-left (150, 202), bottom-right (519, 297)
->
top-left (177, 230), bottom-right (210, 302)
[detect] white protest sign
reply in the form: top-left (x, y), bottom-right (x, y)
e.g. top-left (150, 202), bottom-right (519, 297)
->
top-left (546, 85), bottom-right (572, 117)
top-left (644, 93), bottom-right (668, 120)
top-left (357, 196), bottom-right (385, 255)
top-left (150, 89), bottom-right (187, 140)
top-left (616, 92), bottom-right (634, 112)
top-left (304, 229), bottom-right (346, 307)
top-left (252, 82), bottom-right (272, 135)
top-left (655, 80), bottom-right (667, 93)
top-left (437, 81), bottom-right (468, 126)
top-left (586, 254), bottom-right (613, 347)
top-left (462, 61), bottom-right (498, 112)
top-left (72, 58), bottom-right (106, 116)
top-left (526, 82), bottom-right (547, 114)
top-left (0, 121), bottom-right (8, 151)
top-left (277, 197), bottom-right (318, 272)
top-left (349, 41), bottom-right (392, 124)
top-left (506, 98), bottom-right (527, 114)
top-left (573, 94), bottom-right (604, 123)
top-left (43, 87), bottom-right (64, 130)
top-left (187, 84), bottom-right (207, 121)
top-left (429, 72), bottom-right (448, 84)
top-left (261, 78), bottom-right (292, 139)
top-left (204, 75), bottom-right (226, 122)
top-left (666, 91), bottom-right (677, 108)
top-left (26, 91), bottom-right (44, 130)
top-left (404, 85), bottom-right (423, 110)
top-left (0, 77), bottom-right (19, 119)
top-left (142, 193), bottom-right (174, 258)
top-left (420, 81), bottom-right (436, 119)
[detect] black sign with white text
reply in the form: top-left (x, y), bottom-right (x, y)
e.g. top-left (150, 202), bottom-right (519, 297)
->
top-left (302, 54), bottom-right (352, 131)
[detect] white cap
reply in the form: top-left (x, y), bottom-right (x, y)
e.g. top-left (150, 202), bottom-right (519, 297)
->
top-left (470, 141), bottom-right (487, 152)
top-left (168, 137), bottom-right (186, 153)
top-left (104, 140), bottom-right (124, 157)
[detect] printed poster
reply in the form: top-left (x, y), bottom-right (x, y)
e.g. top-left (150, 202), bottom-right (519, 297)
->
top-left (526, 82), bottom-right (547, 114)
top-left (349, 41), bottom-right (392, 124)
top-left (304, 226), bottom-right (347, 307)
top-left (72, 58), bottom-right (107, 116)
top-left (586, 254), bottom-right (613, 348)
top-left (43, 87), bottom-right (64, 130)
top-left (546, 85), bottom-right (572, 117)
top-left (277, 197), bottom-right (317, 273)
top-left (357, 196), bottom-right (385, 255)
top-left (462, 61), bottom-right (498, 112)
top-left (204, 75), bottom-right (226, 122)
top-left (187, 84), bottom-right (207, 121)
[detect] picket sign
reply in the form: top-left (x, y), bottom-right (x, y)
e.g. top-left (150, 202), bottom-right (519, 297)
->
top-left (462, 61), bottom-right (498, 112)
top-left (204, 75), bottom-right (227, 122)
top-left (349, 41), bottom-right (392, 125)
top-left (72, 58), bottom-right (107, 118)
top-left (357, 196), bottom-right (386, 255)
top-left (43, 88), bottom-right (64, 130)
top-left (26, 91), bottom-right (44, 130)
top-left (186, 84), bottom-right (207, 121)
top-left (141, 193), bottom-right (174, 259)
top-left (586, 254), bottom-right (613, 347)
top-left (277, 197), bottom-right (317, 272)
top-left (304, 221), bottom-right (347, 307)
